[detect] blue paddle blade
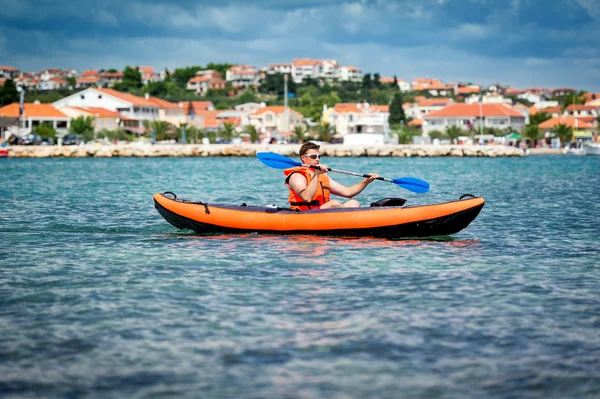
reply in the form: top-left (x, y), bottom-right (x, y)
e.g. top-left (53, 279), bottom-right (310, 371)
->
top-left (256, 152), bottom-right (301, 169)
top-left (392, 177), bottom-right (430, 193)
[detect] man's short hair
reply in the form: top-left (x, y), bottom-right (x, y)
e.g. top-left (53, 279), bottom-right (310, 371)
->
top-left (299, 142), bottom-right (320, 157)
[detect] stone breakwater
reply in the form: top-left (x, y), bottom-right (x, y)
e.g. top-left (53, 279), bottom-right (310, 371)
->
top-left (5, 143), bottom-right (527, 158)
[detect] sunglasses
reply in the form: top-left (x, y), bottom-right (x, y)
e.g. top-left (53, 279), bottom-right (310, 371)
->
top-left (303, 154), bottom-right (321, 160)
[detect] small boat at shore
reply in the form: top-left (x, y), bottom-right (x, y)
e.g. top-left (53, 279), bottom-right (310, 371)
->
top-left (154, 192), bottom-right (484, 238)
top-left (582, 142), bottom-right (600, 156)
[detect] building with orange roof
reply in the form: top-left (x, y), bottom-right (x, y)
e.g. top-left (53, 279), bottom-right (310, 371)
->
top-left (37, 77), bottom-right (68, 91)
top-left (323, 102), bottom-right (393, 145)
top-left (564, 104), bottom-right (598, 118)
top-left (59, 106), bottom-right (121, 132)
top-left (538, 115), bottom-right (594, 130)
top-left (186, 70), bottom-right (226, 95)
top-left (137, 66), bottom-right (160, 84)
top-left (100, 71), bottom-right (124, 87)
top-left (585, 97), bottom-right (600, 108)
top-left (337, 66), bottom-right (362, 83)
top-left (404, 98), bottom-right (453, 120)
top-left (146, 97), bottom-right (187, 127)
top-left (226, 65), bottom-right (260, 90)
top-left (422, 103), bottom-right (526, 136)
top-left (455, 85), bottom-right (481, 96)
top-left (0, 66), bottom-right (20, 79)
top-left (0, 103), bottom-right (70, 136)
top-left (53, 88), bottom-right (160, 134)
top-left (248, 106), bottom-right (304, 136)
top-left (291, 59), bottom-right (323, 83)
top-left (76, 76), bottom-right (105, 89)
top-left (262, 63), bottom-right (292, 75)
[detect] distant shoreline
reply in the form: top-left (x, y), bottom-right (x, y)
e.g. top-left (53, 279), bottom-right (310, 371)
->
top-left (3, 143), bottom-right (563, 158)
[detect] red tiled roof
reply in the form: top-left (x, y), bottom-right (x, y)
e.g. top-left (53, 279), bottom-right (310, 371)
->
top-left (148, 96), bottom-right (179, 109)
top-left (426, 103), bottom-right (524, 118)
top-left (0, 103), bottom-right (67, 118)
top-left (538, 116), bottom-right (593, 129)
top-left (95, 88), bottom-right (158, 107)
top-left (332, 103), bottom-right (389, 113)
top-left (253, 106), bottom-right (302, 116)
top-left (77, 76), bottom-right (102, 83)
top-left (71, 106), bottom-right (120, 118)
top-left (179, 101), bottom-right (214, 113)
top-left (342, 66), bottom-right (361, 71)
top-left (565, 104), bottom-right (596, 112)
top-left (81, 69), bottom-right (100, 77)
top-left (0, 66), bottom-right (19, 71)
top-left (417, 98), bottom-right (452, 107)
top-left (456, 86), bottom-right (481, 94)
top-left (408, 119), bottom-right (423, 127)
top-left (292, 59), bottom-right (321, 67)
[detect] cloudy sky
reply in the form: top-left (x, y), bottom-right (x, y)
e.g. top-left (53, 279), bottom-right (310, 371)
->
top-left (1, 0), bottom-right (599, 91)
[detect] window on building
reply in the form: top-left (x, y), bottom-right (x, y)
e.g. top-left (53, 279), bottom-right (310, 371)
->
top-left (57, 121), bottom-right (67, 128)
top-left (80, 95), bottom-right (85, 100)
top-left (266, 114), bottom-right (273, 122)
top-left (98, 95), bottom-right (102, 99)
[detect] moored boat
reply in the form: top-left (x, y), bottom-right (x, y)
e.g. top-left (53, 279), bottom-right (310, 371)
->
top-left (582, 142), bottom-right (600, 156)
top-left (154, 192), bottom-right (485, 238)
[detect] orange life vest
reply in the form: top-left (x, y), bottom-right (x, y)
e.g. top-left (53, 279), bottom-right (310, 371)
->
top-left (284, 167), bottom-right (331, 210)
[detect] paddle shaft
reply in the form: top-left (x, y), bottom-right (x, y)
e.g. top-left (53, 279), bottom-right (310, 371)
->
top-left (304, 164), bottom-right (393, 183)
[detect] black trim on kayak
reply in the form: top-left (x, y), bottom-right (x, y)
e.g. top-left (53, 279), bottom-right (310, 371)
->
top-left (154, 196), bottom-right (484, 238)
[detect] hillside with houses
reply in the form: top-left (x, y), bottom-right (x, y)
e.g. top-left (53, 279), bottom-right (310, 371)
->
top-left (0, 60), bottom-right (599, 147)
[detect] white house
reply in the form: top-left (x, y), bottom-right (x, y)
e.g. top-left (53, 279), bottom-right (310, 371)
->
top-left (53, 88), bottom-right (160, 134)
top-left (226, 65), bottom-right (261, 89)
top-left (262, 64), bottom-right (292, 75)
top-left (36, 77), bottom-right (69, 91)
top-left (186, 70), bottom-right (226, 95)
top-left (60, 106), bottom-right (121, 133)
top-left (337, 66), bottom-right (362, 82)
top-left (0, 66), bottom-right (20, 79)
top-left (518, 90), bottom-right (542, 104)
top-left (248, 106), bottom-right (304, 135)
top-left (320, 59), bottom-right (339, 82)
top-left (147, 97), bottom-right (187, 127)
top-left (422, 103), bottom-right (526, 136)
top-left (324, 103), bottom-right (393, 146)
top-left (291, 59), bottom-right (322, 83)
top-left (404, 98), bottom-right (453, 120)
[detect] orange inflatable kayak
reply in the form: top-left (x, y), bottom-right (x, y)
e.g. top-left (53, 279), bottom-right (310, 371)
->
top-left (154, 192), bottom-right (484, 238)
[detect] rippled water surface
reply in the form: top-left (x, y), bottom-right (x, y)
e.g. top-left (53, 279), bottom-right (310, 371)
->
top-left (1, 155), bottom-right (599, 398)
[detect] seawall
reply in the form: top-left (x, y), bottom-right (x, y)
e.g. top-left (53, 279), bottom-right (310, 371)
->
top-left (4, 143), bottom-right (530, 158)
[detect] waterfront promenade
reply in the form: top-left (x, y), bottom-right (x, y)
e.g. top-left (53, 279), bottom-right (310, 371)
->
top-left (3, 143), bottom-right (546, 158)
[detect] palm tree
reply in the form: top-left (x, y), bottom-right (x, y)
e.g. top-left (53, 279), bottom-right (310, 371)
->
top-left (220, 122), bottom-right (236, 142)
top-left (70, 116), bottom-right (95, 135)
top-left (315, 122), bottom-right (334, 142)
top-left (523, 124), bottom-right (541, 144)
top-left (245, 125), bottom-right (259, 143)
top-left (445, 126), bottom-right (464, 144)
top-left (293, 125), bottom-right (305, 143)
top-left (149, 121), bottom-right (177, 141)
top-left (553, 124), bottom-right (572, 146)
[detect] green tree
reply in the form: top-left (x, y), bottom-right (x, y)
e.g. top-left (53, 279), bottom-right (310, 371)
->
top-left (392, 75), bottom-right (399, 89)
top-left (0, 79), bottom-right (19, 106)
top-left (315, 122), bottom-right (334, 142)
top-left (529, 112), bottom-right (552, 126)
top-left (373, 73), bottom-right (382, 89)
top-left (66, 76), bottom-right (76, 88)
top-left (292, 125), bottom-right (305, 143)
top-left (220, 122), bottom-right (236, 141)
top-left (388, 92), bottom-right (406, 125)
top-left (245, 125), bottom-right (259, 143)
top-left (362, 73), bottom-right (372, 89)
top-left (69, 115), bottom-right (95, 136)
top-left (553, 124), bottom-right (572, 145)
top-left (259, 73), bottom-right (296, 96)
top-left (523, 124), bottom-right (541, 143)
top-left (33, 123), bottom-right (57, 138)
top-left (445, 126), bottom-right (464, 143)
top-left (113, 66), bottom-right (142, 92)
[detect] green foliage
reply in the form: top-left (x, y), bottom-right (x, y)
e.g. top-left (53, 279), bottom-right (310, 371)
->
top-left (392, 126), bottom-right (422, 144)
top-left (149, 120), bottom-right (177, 141)
top-left (215, 102), bottom-right (230, 110)
top-left (171, 65), bottom-right (204, 87)
top-left (219, 122), bottom-right (236, 141)
top-left (362, 73), bottom-right (372, 89)
top-left (529, 112), bottom-right (552, 126)
top-left (553, 124), bottom-right (572, 144)
top-left (292, 125), bottom-right (305, 143)
top-left (237, 88), bottom-right (259, 104)
top-left (33, 123), bottom-right (56, 138)
top-left (315, 122), bottom-right (334, 142)
top-left (445, 126), bottom-right (465, 143)
top-left (97, 129), bottom-right (134, 141)
top-left (245, 125), bottom-right (259, 143)
top-left (428, 130), bottom-right (444, 140)
top-left (555, 91), bottom-right (587, 107)
top-left (523, 124), bottom-right (541, 142)
top-left (113, 66), bottom-right (142, 92)
top-left (0, 79), bottom-right (20, 106)
top-left (69, 116), bottom-right (95, 135)
top-left (389, 92), bottom-right (405, 125)
top-left (259, 73), bottom-right (297, 96)
top-left (294, 91), bottom-right (341, 122)
top-left (66, 77), bottom-right (76, 88)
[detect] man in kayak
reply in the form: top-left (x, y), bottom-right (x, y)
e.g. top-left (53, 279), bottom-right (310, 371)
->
top-left (284, 142), bottom-right (379, 210)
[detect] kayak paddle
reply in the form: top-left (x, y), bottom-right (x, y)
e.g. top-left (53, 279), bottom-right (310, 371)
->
top-left (256, 151), bottom-right (430, 193)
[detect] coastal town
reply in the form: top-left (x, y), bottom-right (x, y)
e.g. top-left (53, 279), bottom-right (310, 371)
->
top-left (0, 59), bottom-right (599, 157)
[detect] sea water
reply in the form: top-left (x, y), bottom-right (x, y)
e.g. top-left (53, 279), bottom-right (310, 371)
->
top-left (0, 155), bottom-right (599, 398)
